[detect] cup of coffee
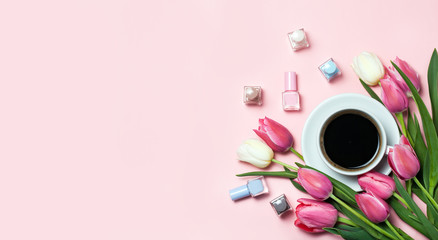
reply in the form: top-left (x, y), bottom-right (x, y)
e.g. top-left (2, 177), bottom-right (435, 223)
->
top-left (317, 108), bottom-right (388, 176)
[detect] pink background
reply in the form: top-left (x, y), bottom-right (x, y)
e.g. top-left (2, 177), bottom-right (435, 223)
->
top-left (0, 0), bottom-right (437, 239)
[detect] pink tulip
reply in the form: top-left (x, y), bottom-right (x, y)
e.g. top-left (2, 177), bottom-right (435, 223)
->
top-left (399, 135), bottom-right (413, 151)
top-left (388, 141), bottom-right (420, 181)
top-left (294, 198), bottom-right (338, 233)
top-left (356, 193), bottom-right (390, 223)
top-left (254, 117), bottom-right (294, 152)
top-left (387, 57), bottom-right (420, 95)
top-left (358, 171), bottom-right (395, 200)
top-left (380, 77), bottom-right (409, 113)
top-left (297, 168), bottom-right (333, 200)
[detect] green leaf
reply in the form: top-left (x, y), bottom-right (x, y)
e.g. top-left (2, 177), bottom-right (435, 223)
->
top-left (412, 186), bottom-right (427, 203)
top-left (324, 225), bottom-right (375, 240)
top-left (428, 49), bottom-right (438, 132)
top-left (283, 166), bottom-right (294, 173)
top-left (236, 171), bottom-right (296, 178)
top-left (360, 79), bottom-right (383, 104)
top-left (423, 153), bottom-right (430, 190)
top-left (388, 196), bottom-right (428, 236)
top-left (414, 113), bottom-right (421, 130)
top-left (393, 176), bottom-right (438, 239)
top-left (406, 179), bottom-right (413, 196)
top-left (407, 109), bottom-right (417, 145)
top-left (411, 185), bottom-right (438, 227)
top-left (409, 113), bottom-right (428, 186)
top-left (324, 227), bottom-right (340, 235)
top-left (295, 162), bottom-right (305, 168)
top-left (412, 128), bottom-right (428, 187)
top-left (414, 184), bottom-right (438, 228)
top-left (427, 200), bottom-right (438, 228)
top-left (284, 167), bottom-right (305, 192)
top-left (323, 228), bottom-right (341, 235)
top-left (291, 179), bottom-right (305, 192)
top-left (392, 60), bottom-right (438, 193)
top-left (329, 200), bottom-right (391, 240)
top-left (435, 188), bottom-right (438, 204)
top-left (395, 227), bottom-right (415, 240)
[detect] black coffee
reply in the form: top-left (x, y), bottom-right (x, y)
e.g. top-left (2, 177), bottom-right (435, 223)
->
top-left (322, 112), bottom-right (379, 169)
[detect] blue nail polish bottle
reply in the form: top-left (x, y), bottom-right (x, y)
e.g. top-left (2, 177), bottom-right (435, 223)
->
top-left (319, 58), bottom-right (341, 81)
top-left (229, 176), bottom-right (269, 201)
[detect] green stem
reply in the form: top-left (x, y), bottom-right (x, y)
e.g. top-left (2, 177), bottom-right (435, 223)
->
top-left (337, 217), bottom-right (358, 227)
top-left (413, 177), bottom-right (438, 212)
top-left (406, 179), bottom-right (412, 196)
top-left (290, 147), bottom-right (303, 160)
top-left (330, 194), bottom-right (398, 240)
top-left (271, 159), bottom-right (298, 171)
top-left (393, 192), bottom-right (413, 212)
top-left (396, 112), bottom-right (408, 139)
top-left (406, 132), bottom-right (415, 148)
top-left (385, 219), bottom-right (405, 240)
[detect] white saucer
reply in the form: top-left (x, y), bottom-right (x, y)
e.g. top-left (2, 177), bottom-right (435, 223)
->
top-left (301, 93), bottom-right (399, 191)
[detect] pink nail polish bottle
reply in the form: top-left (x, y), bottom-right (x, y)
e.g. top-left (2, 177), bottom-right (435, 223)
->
top-left (282, 72), bottom-right (300, 111)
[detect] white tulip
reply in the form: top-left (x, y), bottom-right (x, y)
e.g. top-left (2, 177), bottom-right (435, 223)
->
top-left (351, 51), bottom-right (385, 86)
top-left (237, 139), bottom-right (274, 168)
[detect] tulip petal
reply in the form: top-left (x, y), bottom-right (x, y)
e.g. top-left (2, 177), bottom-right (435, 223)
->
top-left (258, 118), bottom-right (267, 132)
top-left (399, 135), bottom-right (414, 152)
top-left (399, 135), bottom-right (410, 146)
top-left (352, 52), bottom-right (385, 86)
top-left (394, 57), bottom-right (421, 92)
top-left (381, 78), bottom-right (408, 113)
top-left (387, 66), bottom-right (410, 93)
top-left (361, 54), bottom-right (381, 84)
top-left (297, 169), bottom-right (333, 200)
top-left (358, 171), bottom-right (395, 200)
top-left (356, 193), bottom-right (390, 223)
top-left (294, 219), bottom-right (324, 233)
top-left (295, 198), bottom-right (338, 233)
top-left (254, 117), bottom-right (294, 152)
top-left (387, 149), bottom-right (400, 178)
top-left (264, 117), bottom-right (294, 150)
top-left (389, 144), bottom-right (420, 180)
top-left (253, 129), bottom-right (283, 152)
top-left (236, 139), bottom-right (273, 168)
top-left (244, 139), bottom-right (274, 160)
top-left (237, 153), bottom-right (270, 168)
top-left (358, 54), bottom-right (376, 84)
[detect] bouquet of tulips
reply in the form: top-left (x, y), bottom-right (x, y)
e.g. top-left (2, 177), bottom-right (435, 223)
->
top-left (236, 49), bottom-right (438, 240)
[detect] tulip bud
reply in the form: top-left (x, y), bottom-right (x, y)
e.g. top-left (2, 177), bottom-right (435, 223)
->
top-left (388, 142), bottom-right (420, 180)
top-left (297, 168), bottom-right (333, 200)
top-left (380, 78), bottom-right (409, 113)
top-left (356, 193), bottom-right (390, 223)
top-left (253, 117), bottom-right (294, 152)
top-left (399, 135), bottom-right (413, 151)
top-left (400, 135), bottom-right (410, 145)
top-left (358, 171), bottom-right (395, 200)
top-left (351, 51), bottom-right (385, 86)
top-left (236, 139), bottom-right (274, 168)
top-left (387, 57), bottom-right (420, 96)
top-left (294, 198), bottom-right (338, 233)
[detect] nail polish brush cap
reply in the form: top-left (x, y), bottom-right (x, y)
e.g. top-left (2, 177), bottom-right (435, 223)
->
top-left (285, 72), bottom-right (297, 91)
top-left (291, 29), bottom-right (305, 43)
top-left (324, 61), bottom-right (337, 75)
